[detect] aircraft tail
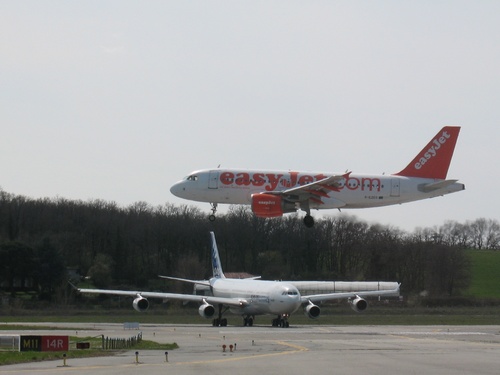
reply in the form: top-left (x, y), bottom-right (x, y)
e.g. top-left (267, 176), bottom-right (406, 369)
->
top-left (210, 232), bottom-right (225, 279)
top-left (394, 126), bottom-right (461, 179)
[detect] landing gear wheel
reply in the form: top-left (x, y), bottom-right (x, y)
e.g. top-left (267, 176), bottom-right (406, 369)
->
top-left (208, 203), bottom-right (218, 222)
top-left (212, 318), bottom-right (227, 327)
top-left (213, 304), bottom-right (228, 327)
top-left (272, 315), bottom-right (290, 328)
top-left (303, 215), bottom-right (315, 228)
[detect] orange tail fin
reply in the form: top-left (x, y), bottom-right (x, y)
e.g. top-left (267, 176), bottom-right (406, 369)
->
top-left (395, 126), bottom-right (461, 179)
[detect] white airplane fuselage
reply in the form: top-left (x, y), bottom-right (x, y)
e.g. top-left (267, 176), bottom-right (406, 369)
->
top-left (171, 169), bottom-right (464, 210)
top-left (211, 278), bottom-right (301, 315)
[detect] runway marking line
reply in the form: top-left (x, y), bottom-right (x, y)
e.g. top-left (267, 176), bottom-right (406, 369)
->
top-left (173, 340), bottom-right (309, 366)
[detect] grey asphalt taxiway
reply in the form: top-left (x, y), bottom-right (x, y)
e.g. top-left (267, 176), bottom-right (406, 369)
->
top-left (2, 323), bottom-right (500, 374)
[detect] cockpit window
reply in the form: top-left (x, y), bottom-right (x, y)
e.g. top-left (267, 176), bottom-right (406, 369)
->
top-left (186, 175), bottom-right (198, 181)
top-left (282, 290), bottom-right (298, 296)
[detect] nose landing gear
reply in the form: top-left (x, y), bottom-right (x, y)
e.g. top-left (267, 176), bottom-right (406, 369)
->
top-left (272, 314), bottom-right (290, 328)
top-left (208, 203), bottom-right (218, 222)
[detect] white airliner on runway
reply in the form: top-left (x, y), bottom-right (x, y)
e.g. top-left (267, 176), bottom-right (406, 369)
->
top-left (170, 126), bottom-right (465, 227)
top-left (76, 232), bottom-right (400, 327)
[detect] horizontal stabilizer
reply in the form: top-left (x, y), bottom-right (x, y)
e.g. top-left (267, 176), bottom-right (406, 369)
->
top-left (158, 275), bottom-right (211, 287)
top-left (419, 179), bottom-right (459, 193)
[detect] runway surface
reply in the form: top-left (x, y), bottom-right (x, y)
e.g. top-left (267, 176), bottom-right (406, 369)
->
top-left (2, 322), bottom-right (500, 374)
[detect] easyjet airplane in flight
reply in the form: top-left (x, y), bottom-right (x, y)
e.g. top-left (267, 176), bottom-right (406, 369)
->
top-left (170, 126), bottom-right (465, 227)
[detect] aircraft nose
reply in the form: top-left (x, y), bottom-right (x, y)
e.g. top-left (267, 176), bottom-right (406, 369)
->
top-left (170, 181), bottom-right (185, 198)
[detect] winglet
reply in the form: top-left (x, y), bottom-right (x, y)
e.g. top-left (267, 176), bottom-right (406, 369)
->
top-left (394, 126), bottom-right (460, 179)
top-left (210, 231), bottom-right (225, 279)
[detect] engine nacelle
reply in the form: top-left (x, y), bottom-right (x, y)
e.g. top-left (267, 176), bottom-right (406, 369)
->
top-left (304, 303), bottom-right (321, 319)
top-left (132, 296), bottom-right (149, 312)
top-left (198, 303), bottom-right (216, 319)
top-left (251, 194), bottom-right (284, 218)
top-left (349, 296), bottom-right (368, 312)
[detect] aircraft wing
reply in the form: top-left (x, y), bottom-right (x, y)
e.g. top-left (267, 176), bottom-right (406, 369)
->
top-left (267, 172), bottom-right (350, 206)
top-left (76, 287), bottom-right (248, 308)
top-left (301, 285), bottom-right (400, 304)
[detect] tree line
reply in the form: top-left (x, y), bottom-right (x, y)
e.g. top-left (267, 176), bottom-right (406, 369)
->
top-left (0, 188), bottom-right (497, 303)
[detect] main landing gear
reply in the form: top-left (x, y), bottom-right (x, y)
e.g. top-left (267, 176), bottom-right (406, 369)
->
top-left (272, 314), bottom-right (290, 328)
top-left (303, 214), bottom-right (315, 228)
top-left (207, 202), bottom-right (315, 228)
top-left (214, 313), bottom-right (255, 327)
top-left (213, 317), bottom-right (228, 327)
top-left (244, 315), bottom-right (254, 327)
top-left (212, 304), bottom-right (229, 327)
top-left (208, 203), bottom-right (218, 222)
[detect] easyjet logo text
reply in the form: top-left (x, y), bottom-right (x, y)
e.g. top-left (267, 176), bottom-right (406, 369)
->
top-left (219, 172), bottom-right (381, 192)
top-left (256, 200), bottom-right (276, 205)
top-left (415, 130), bottom-right (451, 170)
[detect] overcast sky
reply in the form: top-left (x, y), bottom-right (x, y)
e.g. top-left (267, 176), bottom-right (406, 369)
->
top-left (1, 1), bottom-right (499, 232)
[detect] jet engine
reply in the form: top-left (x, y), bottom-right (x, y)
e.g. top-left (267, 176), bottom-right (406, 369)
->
top-left (198, 303), bottom-right (216, 319)
top-left (133, 296), bottom-right (149, 312)
top-left (349, 296), bottom-right (368, 312)
top-left (251, 194), bottom-right (297, 218)
top-left (304, 302), bottom-right (321, 319)
top-left (251, 194), bottom-right (284, 218)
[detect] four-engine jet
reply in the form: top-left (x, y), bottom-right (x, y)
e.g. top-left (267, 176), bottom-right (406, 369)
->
top-left (170, 126), bottom-right (465, 227)
top-left (76, 232), bottom-right (400, 327)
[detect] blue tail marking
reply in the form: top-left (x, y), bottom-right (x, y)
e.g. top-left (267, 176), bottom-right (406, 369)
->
top-left (210, 231), bottom-right (225, 279)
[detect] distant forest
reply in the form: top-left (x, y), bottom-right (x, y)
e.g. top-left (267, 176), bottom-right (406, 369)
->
top-left (0, 188), bottom-right (499, 303)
